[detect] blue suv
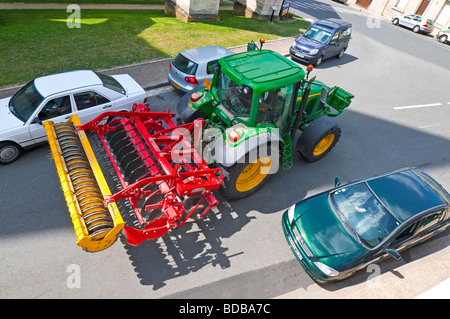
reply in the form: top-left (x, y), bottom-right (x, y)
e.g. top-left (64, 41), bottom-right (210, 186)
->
top-left (290, 19), bottom-right (352, 67)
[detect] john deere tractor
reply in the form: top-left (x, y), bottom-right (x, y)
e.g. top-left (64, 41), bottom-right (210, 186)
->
top-left (177, 46), bottom-right (353, 200)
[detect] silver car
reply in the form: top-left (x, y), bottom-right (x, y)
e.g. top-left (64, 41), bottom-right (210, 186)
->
top-left (168, 45), bottom-right (233, 93)
top-left (392, 14), bottom-right (434, 34)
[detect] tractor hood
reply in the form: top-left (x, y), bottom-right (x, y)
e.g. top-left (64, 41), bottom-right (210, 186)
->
top-left (288, 193), bottom-right (364, 267)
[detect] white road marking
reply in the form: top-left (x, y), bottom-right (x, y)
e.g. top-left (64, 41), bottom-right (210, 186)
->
top-left (419, 124), bottom-right (441, 129)
top-left (393, 103), bottom-right (443, 110)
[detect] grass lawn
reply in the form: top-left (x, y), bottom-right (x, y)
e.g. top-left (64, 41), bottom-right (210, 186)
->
top-left (0, 9), bottom-right (309, 88)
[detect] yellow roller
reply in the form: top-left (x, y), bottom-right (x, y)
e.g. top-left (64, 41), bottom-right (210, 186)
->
top-left (44, 115), bottom-right (124, 252)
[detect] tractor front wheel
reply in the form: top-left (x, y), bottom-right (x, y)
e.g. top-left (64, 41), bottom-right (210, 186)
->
top-left (297, 116), bottom-right (341, 162)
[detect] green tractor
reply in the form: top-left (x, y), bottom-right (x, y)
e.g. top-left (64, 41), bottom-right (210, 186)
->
top-left (177, 44), bottom-right (353, 200)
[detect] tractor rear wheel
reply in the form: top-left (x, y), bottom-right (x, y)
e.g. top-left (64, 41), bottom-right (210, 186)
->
top-left (219, 144), bottom-right (277, 200)
top-left (297, 116), bottom-right (341, 162)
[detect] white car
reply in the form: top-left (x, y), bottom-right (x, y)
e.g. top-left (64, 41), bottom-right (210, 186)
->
top-left (392, 14), bottom-right (434, 34)
top-left (0, 70), bottom-right (147, 164)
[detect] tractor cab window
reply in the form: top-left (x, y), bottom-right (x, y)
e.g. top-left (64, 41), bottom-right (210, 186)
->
top-left (256, 84), bottom-right (295, 135)
top-left (217, 71), bottom-right (253, 118)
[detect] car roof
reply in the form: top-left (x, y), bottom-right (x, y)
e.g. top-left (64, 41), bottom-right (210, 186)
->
top-left (366, 168), bottom-right (445, 222)
top-left (314, 19), bottom-right (351, 30)
top-left (181, 45), bottom-right (233, 63)
top-left (34, 70), bottom-right (102, 97)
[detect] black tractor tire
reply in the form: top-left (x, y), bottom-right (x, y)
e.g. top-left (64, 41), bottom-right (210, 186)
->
top-left (297, 116), bottom-right (341, 162)
top-left (219, 144), bottom-right (278, 200)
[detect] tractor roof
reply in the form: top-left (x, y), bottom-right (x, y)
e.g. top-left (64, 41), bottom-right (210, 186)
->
top-left (219, 50), bottom-right (305, 95)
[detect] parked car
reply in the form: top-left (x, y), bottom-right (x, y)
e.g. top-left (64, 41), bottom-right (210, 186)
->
top-left (168, 45), bottom-right (233, 93)
top-left (0, 70), bottom-right (147, 164)
top-left (290, 19), bottom-right (352, 67)
top-left (392, 14), bottom-right (434, 34)
top-left (436, 26), bottom-right (450, 43)
top-left (282, 167), bottom-right (450, 283)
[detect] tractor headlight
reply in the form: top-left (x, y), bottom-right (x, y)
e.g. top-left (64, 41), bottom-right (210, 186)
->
top-left (313, 261), bottom-right (339, 277)
top-left (309, 49), bottom-right (319, 55)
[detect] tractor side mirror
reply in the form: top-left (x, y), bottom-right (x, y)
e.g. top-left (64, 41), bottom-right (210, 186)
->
top-left (320, 87), bottom-right (329, 104)
top-left (316, 87), bottom-right (328, 112)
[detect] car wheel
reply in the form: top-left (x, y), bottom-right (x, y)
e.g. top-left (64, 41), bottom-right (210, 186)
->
top-left (392, 18), bottom-right (399, 25)
top-left (337, 49), bottom-right (345, 59)
top-left (0, 142), bottom-right (23, 165)
top-left (315, 56), bottom-right (323, 67)
top-left (439, 35), bottom-right (448, 43)
top-left (413, 25), bottom-right (420, 33)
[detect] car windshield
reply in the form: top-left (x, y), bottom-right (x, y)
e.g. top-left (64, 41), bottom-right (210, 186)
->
top-left (172, 53), bottom-right (198, 75)
top-left (216, 71), bottom-right (253, 117)
top-left (331, 183), bottom-right (401, 248)
top-left (95, 72), bottom-right (125, 94)
top-left (304, 26), bottom-right (332, 44)
top-left (9, 80), bottom-right (44, 122)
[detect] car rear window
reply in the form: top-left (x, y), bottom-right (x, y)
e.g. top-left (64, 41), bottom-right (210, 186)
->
top-left (95, 72), bottom-right (126, 95)
top-left (172, 53), bottom-right (198, 75)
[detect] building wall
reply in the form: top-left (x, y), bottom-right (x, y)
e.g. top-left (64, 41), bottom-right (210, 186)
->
top-left (348, 0), bottom-right (450, 32)
top-left (233, 0), bottom-right (285, 20)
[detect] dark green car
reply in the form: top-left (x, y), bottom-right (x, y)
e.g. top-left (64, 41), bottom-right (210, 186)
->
top-left (282, 167), bottom-right (450, 283)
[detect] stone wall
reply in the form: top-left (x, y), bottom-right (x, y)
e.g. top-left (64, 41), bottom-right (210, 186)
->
top-left (232, 0), bottom-right (285, 20)
top-left (165, 0), bottom-right (220, 22)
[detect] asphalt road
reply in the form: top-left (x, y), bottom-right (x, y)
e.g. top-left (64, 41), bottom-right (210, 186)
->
top-left (1, 1), bottom-right (449, 300)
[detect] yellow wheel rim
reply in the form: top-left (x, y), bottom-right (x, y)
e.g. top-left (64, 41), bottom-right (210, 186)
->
top-left (236, 157), bottom-right (271, 192)
top-left (313, 134), bottom-right (335, 156)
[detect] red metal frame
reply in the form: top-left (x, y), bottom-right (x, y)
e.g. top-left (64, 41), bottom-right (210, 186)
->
top-left (77, 104), bottom-right (223, 246)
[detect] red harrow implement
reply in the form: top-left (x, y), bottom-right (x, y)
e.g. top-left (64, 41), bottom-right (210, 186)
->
top-left (44, 104), bottom-right (223, 252)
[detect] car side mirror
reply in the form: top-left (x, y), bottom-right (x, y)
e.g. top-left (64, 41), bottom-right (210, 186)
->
top-left (335, 177), bottom-right (341, 187)
top-left (385, 248), bottom-right (401, 260)
top-left (31, 117), bottom-right (42, 125)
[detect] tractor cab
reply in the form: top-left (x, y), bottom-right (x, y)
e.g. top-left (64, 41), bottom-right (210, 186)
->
top-left (200, 50), bottom-right (306, 137)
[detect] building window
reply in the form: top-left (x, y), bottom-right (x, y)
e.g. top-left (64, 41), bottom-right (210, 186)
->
top-left (394, 0), bottom-right (408, 11)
